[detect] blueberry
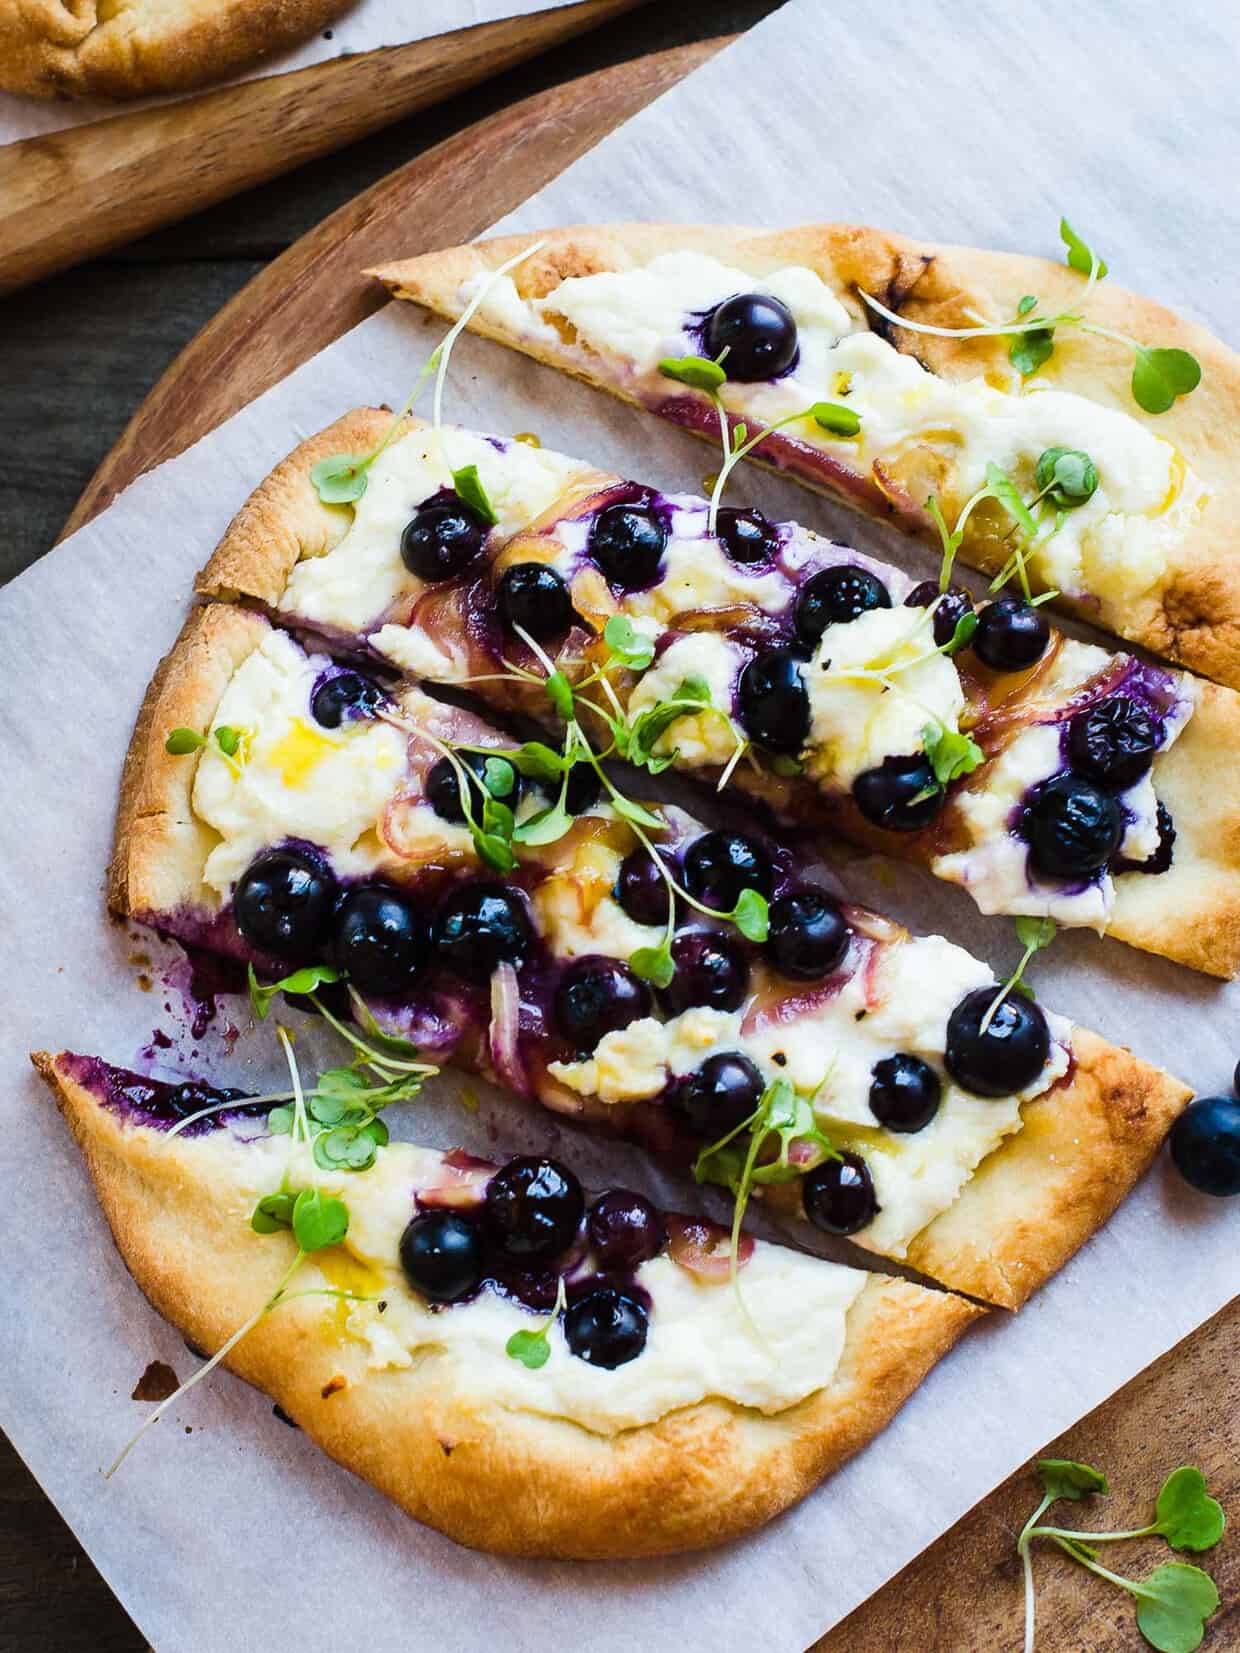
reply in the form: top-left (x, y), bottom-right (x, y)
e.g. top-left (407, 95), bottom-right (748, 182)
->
top-left (802, 1152), bottom-right (878, 1235)
top-left (554, 957), bottom-right (650, 1051)
top-left (682, 831), bottom-right (773, 911)
top-left (484, 1156), bottom-right (585, 1258)
top-left (157, 1082), bottom-right (250, 1122)
top-left (563, 761), bottom-right (602, 816)
top-left (672, 1051), bottom-right (764, 1138)
top-left (661, 931), bottom-right (750, 1015)
top-left (905, 581), bottom-right (975, 650)
top-left (1112, 800), bottom-right (1176, 876)
top-left (972, 596), bottom-right (1050, 672)
top-left (497, 561), bottom-right (575, 640)
top-left (702, 292), bottom-right (799, 381)
top-left (794, 565), bottom-right (891, 644)
top-left (332, 885), bottom-right (426, 996)
top-left (234, 848), bottom-right (336, 959)
top-left (400, 490), bottom-right (487, 582)
top-left (587, 501), bottom-right (667, 589)
top-left (432, 884), bottom-right (532, 983)
top-left (615, 849), bottom-right (672, 926)
top-left (1067, 696), bottom-right (1159, 790)
top-left (1169, 1096), bottom-right (1240, 1197)
top-left (563, 1285), bottom-right (648, 1367)
top-left (945, 987), bottom-right (1050, 1097)
top-left (1020, 773), bottom-right (1123, 880)
top-left (426, 751), bottom-right (521, 824)
top-left (765, 890), bottom-right (849, 979)
top-left (399, 1210), bottom-right (484, 1303)
top-left (1234, 1060), bottom-right (1240, 1101)
top-left (716, 506), bottom-right (777, 565)
top-left (587, 1190), bottom-right (667, 1270)
top-left (310, 669), bottom-right (386, 729)
top-left (737, 646), bottom-right (810, 752)
top-left (852, 754), bottom-right (943, 832)
top-left (869, 1054), bottom-right (941, 1132)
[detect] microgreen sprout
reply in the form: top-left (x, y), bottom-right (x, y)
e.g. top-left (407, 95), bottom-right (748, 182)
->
top-left (451, 463), bottom-right (498, 526)
top-left (310, 344), bottom-right (444, 505)
top-left (700, 399), bottom-right (864, 533)
top-left (504, 1277), bottom-right (567, 1369)
top-left (980, 917), bottom-right (1057, 1034)
top-left (165, 724), bottom-right (247, 777)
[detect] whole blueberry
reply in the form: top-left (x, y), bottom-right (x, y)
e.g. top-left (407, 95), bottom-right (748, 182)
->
top-left (716, 506), bottom-right (777, 565)
top-left (662, 931), bottom-right (750, 1015)
top-left (682, 831), bottom-right (773, 911)
top-left (234, 848), bottom-right (336, 959)
top-left (587, 1190), bottom-right (667, 1270)
top-left (972, 596), bottom-right (1050, 673)
top-left (497, 561), bottom-right (575, 640)
top-left (702, 292), bottom-right (799, 381)
top-left (945, 987), bottom-right (1050, 1097)
top-left (563, 1286), bottom-right (648, 1368)
top-left (587, 501), bottom-right (667, 589)
top-left (852, 754), bottom-right (943, 832)
top-left (673, 1051), bottom-right (764, 1138)
top-left (795, 565), bottom-right (891, 645)
top-left (310, 669), bottom-right (386, 729)
top-left (554, 957), bottom-right (650, 1051)
top-left (869, 1054), bottom-right (942, 1132)
top-left (432, 884), bottom-right (532, 983)
top-left (484, 1156), bottom-right (585, 1259)
top-left (399, 1211), bottom-right (484, 1303)
top-left (400, 491), bottom-right (487, 582)
top-left (1067, 696), bottom-right (1159, 790)
top-left (332, 885), bottom-right (426, 996)
top-left (765, 890), bottom-right (849, 980)
top-left (1020, 773), bottom-right (1124, 881)
top-left (615, 849), bottom-right (672, 927)
top-left (737, 646), bottom-right (811, 752)
top-left (563, 761), bottom-right (602, 815)
top-left (904, 580), bottom-right (975, 649)
top-left (1169, 1096), bottom-right (1240, 1197)
top-left (426, 751), bottom-right (521, 825)
top-left (802, 1152), bottom-right (878, 1235)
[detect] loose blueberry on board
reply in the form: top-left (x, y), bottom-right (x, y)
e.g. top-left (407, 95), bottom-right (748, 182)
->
top-left (588, 1190), bottom-right (667, 1270)
top-left (432, 884), bottom-right (532, 983)
top-left (1169, 1096), bottom-right (1240, 1197)
top-left (1112, 799), bottom-right (1176, 876)
top-left (682, 830), bottom-right (773, 910)
top-left (615, 849), bottom-right (672, 926)
top-left (765, 890), bottom-right (849, 979)
top-left (869, 1053), bottom-right (942, 1133)
top-left (400, 491), bottom-right (487, 582)
top-left (794, 565), bottom-right (891, 644)
top-left (563, 1285), bottom-right (649, 1368)
top-left (497, 561), bottom-right (576, 640)
top-left (971, 596), bottom-right (1050, 672)
top-left (905, 580), bottom-right (976, 650)
top-left (554, 957), bottom-right (651, 1051)
top-left (716, 506), bottom-right (777, 565)
top-left (661, 931), bottom-right (750, 1015)
top-left (563, 761), bottom-right (602, 816)
top-left (702, 292), bottom-right (799, 381)
top-left (399, 1210), bottom-right (484, 1303)
top-left (1067, 696), bottom-right (1159, 790)
top-left (234, 848), bottom-right (336, 959)
top-left (1020, 773), bottom-right (1124, 880)
top-left (484, 1156), bottom-right (585, 1258)
top-left (427, 751), bottom-right (522, 824)
top-left (945, 988), bottom-right (1051, 1097)
top-left (802, 1152), bottom-right (878, 1235)
top-left (332, 885), bottom-right (426, 996)
top-left (673, 1051), bottom-right (765, 1137)
top-left (852, 754), bottom-right (943, 832)
top-left (737, 646), bottom-right (811, 752)
top-left (587, 500), bottom-right (668, 590)
top-left (310, 669), bottom-right (385, 729)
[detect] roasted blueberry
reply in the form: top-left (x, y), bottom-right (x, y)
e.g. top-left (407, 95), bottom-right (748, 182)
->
top-left (794, 565), bottom-right (891, 644)
top-left (554, 957), bottom-right (650, 1051)
top-left (615, 849), bottom-right (672, 926)
top-left (158, 1082), bottom-right (250, 1122)
top-left (905, 580), bottom-right (975, 649)
top-left (662, 931), bottom-right (750, 1015)
top-left (852, 754), bottom-right (943, 832)
top-left (484, 1156), bottom-right (585, 1258)
top-left (426, 751), bottom-right (521, 824)
top-left (702, 291), bottom-right (798, 381)
top-left (1112, 800), bottom-right (1176, 876)
top-left (737, 646), bottom-right (810, 752)
top-left (945, 988), bottom-right (1050, 1097)
top-left (716, 506), bottom-right (777, 565)
top-left (587, 500), bottom-right (667, 589)
top-left (564, 761), bottom-right (602, 816)
top-left (682, 831), bottom-right (773, 911)
top-left (587, 1190), bottom-right (666, 1269)
top-left (673, 1051), bottom-right (764, 1138)
top-left (1067, 696), bottom-right (1159, 790)
top-left (400, 490), bottom-right (487, 582)
top-left (1020, 773), bottom-right (1123, 880)
top-left (869, 1054), bottom-right (941, 1133)
top-left (432, 884), bottom-right (532, 982)
top-left (765, 889), bottom-right (849, 979)
top-left (234, 848), bottom-right (336, 959)
top-left (802, 1152), bottom-right (878, 1235)
top-left (1169, 1096), bottom-right (1240, 1197)
top-left (332, 885), bottom-right (426, 996)
top-left (399, 1210), bottom-right (483, 1303)
top-left (497, 561), bottom-right (575, 640)
top-left (310, 669), bottom-right (385, 729)
top-left (563, 1285), bottom-right (648, 1367)
top-left (972, 596), bottom-right (1050, 672)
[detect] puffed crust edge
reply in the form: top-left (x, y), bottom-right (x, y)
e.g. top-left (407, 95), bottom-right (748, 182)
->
top-left (33, 1050), bottom-right (982, 1559)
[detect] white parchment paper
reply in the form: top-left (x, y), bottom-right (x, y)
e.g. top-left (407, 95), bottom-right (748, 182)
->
top-left (0, 0), bottom-right (579, 145)
top-left (2, 2), bottom-right (1239, 1648)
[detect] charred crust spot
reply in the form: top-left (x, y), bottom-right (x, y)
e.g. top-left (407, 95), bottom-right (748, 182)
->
top-left (320, 1375), bottom-right (347, 1400)
top-left (860, 253), bottom-right (937, 361)
top-left (439, 1439), bottom-right (456, 1457)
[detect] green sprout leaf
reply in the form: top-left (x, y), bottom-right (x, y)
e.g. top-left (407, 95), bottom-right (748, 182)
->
top-left (512, 798), bottom-right (572, 847)
top-left (943, 610), bottom-right (978, 655)
top-left (1038, 1458), bottom-right (1110, 1502)
top-left (603, 614), bottom-right (655, 671)
top-left (214, 725), bottom-right (242, 757)
top-left (810, 400), bottom-right (862, 437)
top-left (629, 943), bottom-right (675, 989)
top-left (984, 461), bottom-right (1040, 540)
top-left (1133, 1563), bottom-right (1219, 1653)
top-left (1015, 915), bottom-right (1058, 955)
top-left (508, 741), bottom-right (566, 784)
top-left (451, 463), bottom-right (499, 526)
top-left (611, 794), bottom-right (666, 831)
top-left (1035, 446), bottom-right (1100, 508)
top-left (482, 756), bottom-right (515, 798)
top-left (165, 727), bottom-right (207, 755)
top-left (248, 962), bottom-right (344, 1022)
top-left (922, 723), bottom-right (984, 787)
top-left (545, 670), bottom-right (575, 721)
top-left (250, 1192), bottom-right (296, 1234)
top-left (311, 453), bottom-right (370, 505)
top-left (266, 1105), bottom-right (295, 1136)
top-left (475, 833), bottom-right (518, 873)
top-left (1153, 1468), bottom-right (1226, 1553)
top-left (658, 354), bottom-right (727, 391)
top-left (1017, 294), bottom-right (1039, 317)
top-left (505, 1326), bottom-right (552, 1369)
top-left (1131, 347), bottom-right (1203, 415)
top-left (1060, 218), bottom-right (1109, 280)
top-left (291, 1187), bottom-right (349, 1253)
top-left (1010, 326), bottom-right (1056, 377)
top-left (730, 888), bottom-right (770, 943)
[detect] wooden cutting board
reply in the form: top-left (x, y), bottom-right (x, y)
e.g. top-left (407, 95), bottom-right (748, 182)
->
top-left (60, 37), bottom-right (1238, 1651)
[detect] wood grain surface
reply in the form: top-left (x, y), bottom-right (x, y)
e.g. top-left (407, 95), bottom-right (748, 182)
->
top-left (41, 34), bottom-right (1240, 1653)
top-left (0, 0), bottom-right (637, 297)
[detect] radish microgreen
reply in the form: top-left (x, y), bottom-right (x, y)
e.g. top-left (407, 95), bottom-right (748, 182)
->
top-left (451, 463), bottom-right (498, 526)
top-left (505, 1277), bottom-right (567, 1369)
top-left (165, 724), bottom-right (246, 777)
top-left (981, 917), bottom-right (1057, 1033)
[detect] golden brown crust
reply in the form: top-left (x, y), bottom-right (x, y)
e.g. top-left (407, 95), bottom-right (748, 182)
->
top-left (33, 1050), bottom-right (981, 1559)
top-left (0, 0), bottom-right (355, 101)
top-left (371, 224), bottom-right (1240, 690)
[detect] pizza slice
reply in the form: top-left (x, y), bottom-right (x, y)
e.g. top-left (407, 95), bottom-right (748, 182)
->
top-left (109, 604), bottom-right (1191, 1307)
top-left (193, 409), bottom-right (1240, 978)
top-left (33, 1049), bottom-right (979, 1557)
top-left (369, 225), bottom-right (1240, 692)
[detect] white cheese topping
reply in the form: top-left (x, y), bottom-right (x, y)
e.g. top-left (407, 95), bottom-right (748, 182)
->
top-left (533, 837), bottom-right (664, 961)
top-left (549, 1007), bottom-right (741, 1104)
top-left (626, 633), bottom-right (747, 767)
